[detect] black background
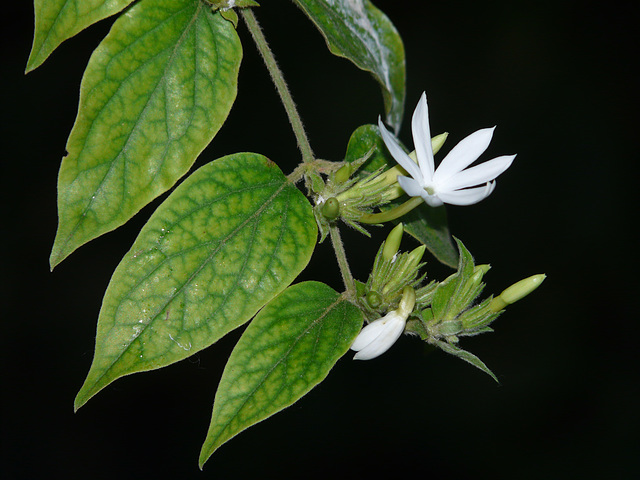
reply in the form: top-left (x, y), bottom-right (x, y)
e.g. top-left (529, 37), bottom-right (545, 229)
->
top-left (2, 1), bottom-right (638, 479)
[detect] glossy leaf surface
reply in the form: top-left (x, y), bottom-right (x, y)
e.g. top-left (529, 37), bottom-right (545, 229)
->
top-left (27, 0), bottom-right (136, 72)
top-left (345, 124), bottom-right (457, 267)
top-left (292, 0), bottom-right (405, 132)
top-left (199, 281), bottom-right (363, 467)
top-left (51, 0), bottom-right (242, 268)
top-left (75, 153), bottom-right (317, 410)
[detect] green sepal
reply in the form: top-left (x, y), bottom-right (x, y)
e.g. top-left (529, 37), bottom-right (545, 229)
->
top-left (74, 153), bottom-right (317, 410)
top-left (405, 317), bottom-right (429, 340)
top-left (434, 340), bottom-right (498, 383)
top-left (199, 281), bottom-right (363, 468)
top-left (431, 238), bottom-right (476, 321)
top-left (457, 297), bottom-right (502, 331)
top-left (308, 171), bottom-right (326, 195)
top-left (220, 9), bottom-right (239, 27)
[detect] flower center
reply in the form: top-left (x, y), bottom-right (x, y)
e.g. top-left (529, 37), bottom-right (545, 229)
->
top-left (424, 186), bottom-right (436, 195)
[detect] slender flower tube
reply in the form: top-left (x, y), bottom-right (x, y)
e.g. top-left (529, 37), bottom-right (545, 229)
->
top-left (351, 286), bottom-right (416, 360)
top-left (378, 92), bottom-right (516, 207)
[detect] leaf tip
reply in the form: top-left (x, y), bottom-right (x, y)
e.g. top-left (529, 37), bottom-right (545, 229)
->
top-left (49, 232), bottom-right (75, 270)
top-left (73, 393), bottom-right (87, 413)
top-left (198, 446), bottom-right (214, 471)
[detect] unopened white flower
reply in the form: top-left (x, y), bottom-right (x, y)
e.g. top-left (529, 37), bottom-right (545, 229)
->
top-left (351, 286), bottom-right (415, 360)
top-left (378, 92), bottom-right (516, 207)
top-left (350, 311), bottom-right (406, 360)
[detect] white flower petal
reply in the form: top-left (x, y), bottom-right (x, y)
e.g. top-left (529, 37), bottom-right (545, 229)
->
top-left (438, 154), bottom-right (516, 191)
top-left (378, 117), bottom-right (423, 183)
top-left (397, 175), bottom-right (426, 198)
top-left (420, 190), bottom-right (444, 207)
top-left (411, 92), bottom-right (435, 183)
top-left (351, 311), bottom-right (406, 360)
top-left (350, 319), bottom-right (386, 351)
top-left (436, 182), bottom-right (495, 206)
top-left (433, 127), bottom-right (496, 184)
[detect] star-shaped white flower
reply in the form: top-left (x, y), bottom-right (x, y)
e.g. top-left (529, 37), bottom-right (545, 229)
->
top-left (378, 92), bottom-right (516, 207)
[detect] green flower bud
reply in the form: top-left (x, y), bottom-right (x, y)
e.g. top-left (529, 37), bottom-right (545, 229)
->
top-left (321, 197), bottom-right (340, 220)
top-left (474, 264), bottom-right (491, 276)
top-left (489, 273), bottom-right (546, 312)
top-left (397, 286), bottom-right (416, 317)
top-left (382, 223), bottom-right (404, 261)
top-left (335, 163), bottom-right (353, 184)
top-left (366, 291), bottom-right (382, 309)
top-left (467, 264), bottom-right (491, 291)
top-left (407, 132), bottom-right (449, 161)
top-left (431, 132), bottom-right (449, 155)
top-left (406, 245), bottom-right (426, 269)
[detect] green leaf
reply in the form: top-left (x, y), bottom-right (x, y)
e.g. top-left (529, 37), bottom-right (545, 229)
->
top-left (344, 124), bottom-right (457, 267)
top-left (74, 153), bottom-right (317, 410)
top-left (400, 204), bottom-right (458, 268)
top-left (26, 0), bottom-right (136, 72)
top-left (344, 124), bottom-right (392, 172)
top-left (291, 0), bottom-right (405, 132)
top-left (199, 281), bottom-right (363, 468)
top-left (50, 0), bottom-right (242, 268)
top-left (434, 340), bottom-right (498, 383)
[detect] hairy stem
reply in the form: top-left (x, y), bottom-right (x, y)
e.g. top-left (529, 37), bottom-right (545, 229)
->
top-left (241, 9), bottom-right (314, 164)
top-left (330, 225), bottom-right (356, 296)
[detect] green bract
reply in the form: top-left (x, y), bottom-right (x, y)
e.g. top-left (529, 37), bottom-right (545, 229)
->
top-left (199, 281), bottom-right (363, 468)
top-left (291, 0), bottom-right (406, 132)
top-left (50, 0), bottom-right (242, 268)
top-left (75, 153), bottom-right (317, 409)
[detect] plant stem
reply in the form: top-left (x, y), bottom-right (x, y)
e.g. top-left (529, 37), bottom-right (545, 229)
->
top-left (241, 9), bottom-right (314, 164)
top-left (330, 225), bottom-right (356, 296)
top-left (359, 197), bottom-right (423, 224)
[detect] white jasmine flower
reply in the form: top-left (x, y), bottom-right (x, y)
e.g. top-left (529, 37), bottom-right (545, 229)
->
top-left (351, 286), bottom-right (415, 360)
top-left (378, 92), bottom-right (516, 207)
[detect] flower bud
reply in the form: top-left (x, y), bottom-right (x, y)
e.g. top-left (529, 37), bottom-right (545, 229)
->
top-left (321, 197), bottom-right (340, 220)
top-left (408, 132), bottom-right (449, 161)
top-left (397, 286), bottom-right (416, 317)
top-left (366, 291), bottom-right (382, 309)
top-left (406, 245), bottom-right (426, 269)
top-left (351, 286), bottom-right (416, 360)
top-left (468, 264), bottom-right (491, 289)
top-left (335, 163), bottom-right (353, 184)
top-left (382, 223), bottom-right (403, 261)
top-left (489, 274), bottom-right (546, 312)
top-left (431, 132), bottom-right (449, 155)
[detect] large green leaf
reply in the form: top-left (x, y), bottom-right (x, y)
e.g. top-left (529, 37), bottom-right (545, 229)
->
top-left (50, 0), bottom-right (242, 268)
top-left (74, 153), bottom-right (317, 410)
top-left (344, 124), bottom-right (458, 267)
top-left (199, 281), bottom-right (363, 468)
top-left (291, 0), bottom-right (405, 132)
top-left (26, 0), bottom-right (136, 72)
